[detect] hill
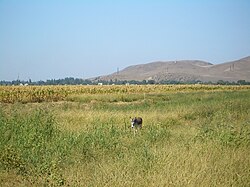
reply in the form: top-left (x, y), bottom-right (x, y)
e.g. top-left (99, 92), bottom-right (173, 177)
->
top-left (95, 56), bottom-right (250, 83)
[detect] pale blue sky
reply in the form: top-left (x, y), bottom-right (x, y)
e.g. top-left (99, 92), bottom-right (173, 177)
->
top-left (0, 0), bottom-right (250, 81)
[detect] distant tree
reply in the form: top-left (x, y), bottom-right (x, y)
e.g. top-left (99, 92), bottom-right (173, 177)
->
top-left (147, 80), bottom-right (155, 84)
top-left (237, 80), bottom-right (246, 85)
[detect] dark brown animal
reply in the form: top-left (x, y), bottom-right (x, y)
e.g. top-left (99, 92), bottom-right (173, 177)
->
top-left (130, 117), bottom-right (143, 129)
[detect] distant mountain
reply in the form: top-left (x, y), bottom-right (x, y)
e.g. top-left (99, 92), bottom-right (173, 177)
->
top-left (95, 56), bottom-right (250, 83)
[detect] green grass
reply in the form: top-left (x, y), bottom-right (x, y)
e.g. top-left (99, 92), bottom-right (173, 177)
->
top-left (0, 88), bottom-right (250, 186)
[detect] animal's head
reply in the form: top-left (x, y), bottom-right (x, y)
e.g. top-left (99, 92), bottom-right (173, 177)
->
top-left (130, 117), bottom-right (136, 128)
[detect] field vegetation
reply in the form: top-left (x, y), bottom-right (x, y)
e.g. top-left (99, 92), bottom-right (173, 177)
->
top-left (0, 85), bottom-right (250, 186)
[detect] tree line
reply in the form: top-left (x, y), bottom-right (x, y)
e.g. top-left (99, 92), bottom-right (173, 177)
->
top-left (0, 77), bottom-right (250, 86)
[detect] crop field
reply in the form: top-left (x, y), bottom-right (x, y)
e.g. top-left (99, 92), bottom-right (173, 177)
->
top-left (0, 85), bottom-right (250, 186)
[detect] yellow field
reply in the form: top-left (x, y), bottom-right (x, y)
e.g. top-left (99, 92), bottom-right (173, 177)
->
top-left (1, 84), bottom-right (249, 103)
top-left (0, 85), bottom-right (250, 186)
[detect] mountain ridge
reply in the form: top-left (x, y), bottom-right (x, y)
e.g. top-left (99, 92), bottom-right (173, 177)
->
top-left (95, 56), bottom-right (250, 83)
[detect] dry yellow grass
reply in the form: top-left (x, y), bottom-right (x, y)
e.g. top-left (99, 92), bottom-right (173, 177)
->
top-left (0, 85), bottom-right (249, 186)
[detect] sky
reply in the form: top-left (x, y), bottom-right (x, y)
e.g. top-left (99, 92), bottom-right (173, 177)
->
top-left (0, 0), bottom-right (250, 81)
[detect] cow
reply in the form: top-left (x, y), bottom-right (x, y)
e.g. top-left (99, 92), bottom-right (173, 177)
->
top-left (130, 117), bottom-right (143, 130)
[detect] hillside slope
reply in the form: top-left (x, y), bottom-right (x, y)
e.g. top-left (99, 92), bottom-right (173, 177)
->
top-left (96, 56), bottom-right (250, 83)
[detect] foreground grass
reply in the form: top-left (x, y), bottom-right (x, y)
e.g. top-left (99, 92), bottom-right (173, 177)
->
top-left (0, 87), bottom-right (250, 186)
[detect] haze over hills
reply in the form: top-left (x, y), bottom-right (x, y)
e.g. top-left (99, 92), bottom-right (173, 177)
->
top-left (95, 56), bottom-right (250, 83)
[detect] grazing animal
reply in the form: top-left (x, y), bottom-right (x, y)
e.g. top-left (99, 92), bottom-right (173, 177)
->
top-left (130, 117), bottom-right (143, 130)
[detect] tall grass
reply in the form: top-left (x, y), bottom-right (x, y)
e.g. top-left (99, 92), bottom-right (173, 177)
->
top-left (0, 88), bottom-right (250, 186)
top-left (0, 108), bottom-right (69, 185)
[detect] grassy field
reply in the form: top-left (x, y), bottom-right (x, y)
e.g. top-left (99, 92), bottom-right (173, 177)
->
top-left (0, 85), bottom-right (250, 186)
